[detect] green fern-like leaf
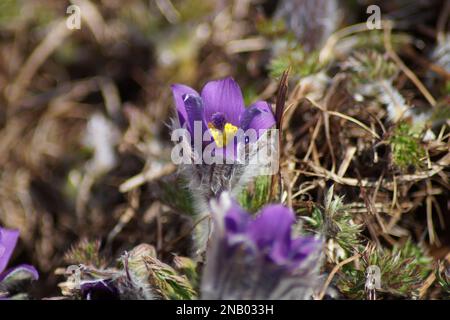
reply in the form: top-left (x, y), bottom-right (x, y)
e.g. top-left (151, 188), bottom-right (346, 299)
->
top-left (304, 187), bottom-right (363, 260)
top-left (269, 46), bottom-right (320, 78)
top-left (338, 240), bottom-right (432, 299)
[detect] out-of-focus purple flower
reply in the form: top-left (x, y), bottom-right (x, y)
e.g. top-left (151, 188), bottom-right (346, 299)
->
top-left (0, 228), bottom-right (19, 274)
top-left (0, 227), bottom-right (39, 298)
top-left (201, 193), bottom-right (323, 300)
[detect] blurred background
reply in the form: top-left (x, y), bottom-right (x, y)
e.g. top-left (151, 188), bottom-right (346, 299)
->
top-left (0, 0), bottom-right (448, 299)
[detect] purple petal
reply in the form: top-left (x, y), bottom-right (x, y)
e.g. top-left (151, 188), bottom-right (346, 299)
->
top-left (225, 202), bottom-right (251, 234)
top-left (201, 77), bottom-right (245, 126)
top-left (247, 205), bottom-right (295, 261)
top-left (0, 264), bottom-right (39, 282)
top-left (239, 105), bottom-right (262, 131)
top-left (0, 228), bottom-right (19, 274)
top-left (183, 94), bottom-right (207, 136)
top-left (241, 101), bottom-right (276, 133)
top-left (290, 236), bottom-right (322, 261)
top-left (170, 84), bottom-right (199, 128)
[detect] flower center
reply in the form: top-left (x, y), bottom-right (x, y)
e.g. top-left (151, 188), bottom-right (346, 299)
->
top-left (210, 112), bottom-right (227, 131)
top-left (208, 113), bottom-right (238, 148)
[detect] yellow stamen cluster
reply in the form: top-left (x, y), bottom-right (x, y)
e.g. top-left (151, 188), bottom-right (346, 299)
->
top-left (208, 122), bottom-right (238, 148)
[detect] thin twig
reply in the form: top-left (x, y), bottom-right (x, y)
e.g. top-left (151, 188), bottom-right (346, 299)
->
top-left (316, 253), bottom-right (361, 300)
top-left (306, 98), bottom-right (380, 139)
top-left (383, 21), bottom-right (436, 107)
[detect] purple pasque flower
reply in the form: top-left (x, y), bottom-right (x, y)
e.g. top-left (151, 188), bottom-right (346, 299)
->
top-left (201, 193), bottom-right (323, 300)
top-left (0, 227), bottom-right (39, 298)
top-left (171, 77), bottom-right (276, 160)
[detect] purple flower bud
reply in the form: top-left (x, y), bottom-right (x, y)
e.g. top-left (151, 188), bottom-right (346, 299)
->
top-left (80, 279), bottom-right (119, 300)
top-left (201, 193), bottom-right (323, 300)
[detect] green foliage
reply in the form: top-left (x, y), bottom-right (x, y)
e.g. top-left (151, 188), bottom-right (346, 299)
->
top-left (33, 3), bottom-right (56, 26)
top-left (238, 175), bottom-right (270, 213)
top-left (338, 240), bottom-right (432, 299)
top-left (324, 187), bottom-right (363, 254)
top-left (389, 122), bottom-right (425, 170)
top-left (400, 240), bottom-right (433, 278)
top-left (242, 86), bottom-right (259, 106)
top-left (0, 1), bottom-right (56, 27)
top-left (125, 244), bottom-right (197, 300)
top-left (302, 206), bottom-right (324, 229)
top-left (431, 102), bottom-right (450, 123)
top-left (345, 50), bottom-right (398, 83)
top-left (119, 4), bottom-right (161, 36)
top-left (268, 45), bottom-right (320, 78)
top-left (348, 30), bottom-right (412, 53)
top-left (55, 39), bottom-right (79, 65)
top-left (158, 177), bottom-right (195, 216)
top-left (257, 17), bottom-right (321, 78)
top-left (303, 187), bottom-right (363, 257)
top-left (64, 239), bottom-right (106, 268)
top-left (147, 256), bottom-right (197, 300)
top-left (173, 256), bottom-right (199, 291)
top-left (0, 0), bottom-right (19, 26)
top-left (175, 0), bottom-right (214, 23)
top-left (255, 18), bottom-right (287, 37)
